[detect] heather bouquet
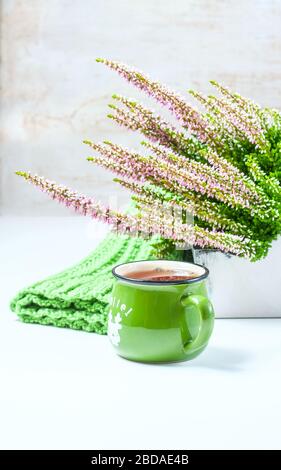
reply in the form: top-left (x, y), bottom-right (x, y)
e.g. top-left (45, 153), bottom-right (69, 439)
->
top-left (17, 59), bottom-right (281, 261)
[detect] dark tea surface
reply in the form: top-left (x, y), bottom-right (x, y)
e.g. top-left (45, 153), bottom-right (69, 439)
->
top-left (125, 268), bottom-right (197, 282)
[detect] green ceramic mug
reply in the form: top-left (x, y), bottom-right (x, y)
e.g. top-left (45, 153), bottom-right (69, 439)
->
top-left (109, 260), bottom-right (215, 363)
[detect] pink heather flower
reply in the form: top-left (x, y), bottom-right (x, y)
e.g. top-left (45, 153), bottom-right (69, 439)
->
top-left (108, 102), bottom-right (176, 148)
top-left (16, 61), bottom-right (281, 260)
top-left (209, 96), bottom-right (266, 147)
top-left (85, 140), bottom-right (263, 212)
top-left (109, 96), bottom-right (204, 161)
top-left (108, 94), bottom-right (267, 209)
top-left (138, 199), bottom-right (256, 258)
top-left (190, 89), bottom-right (266, 147)
top-left (210, 80), bottom-right (263, 124)
top-left (96, 58), bottom-right (210, 142)
top-left (144, 142), bottom-right (263, 205)
top-left (16, 171), bottom-right (258, 259)
top-left (115, 178), bottom-right (251, 235)
top-left (108, 95), bottom-right (195, 153)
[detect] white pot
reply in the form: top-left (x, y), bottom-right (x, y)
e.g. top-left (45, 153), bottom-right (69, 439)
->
top-left (193, 239), bottom-right (281, 318)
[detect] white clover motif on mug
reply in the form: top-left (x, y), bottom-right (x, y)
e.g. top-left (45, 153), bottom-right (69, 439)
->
top-left (108, 311), bottom-right (122, 346)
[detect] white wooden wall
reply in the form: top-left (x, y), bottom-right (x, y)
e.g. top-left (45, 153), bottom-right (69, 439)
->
top-left (1, 0), bottom-right (281, 214)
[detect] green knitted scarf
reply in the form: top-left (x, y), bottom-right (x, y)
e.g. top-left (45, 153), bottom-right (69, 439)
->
top-left (11, 233), bottom-right (181, 334)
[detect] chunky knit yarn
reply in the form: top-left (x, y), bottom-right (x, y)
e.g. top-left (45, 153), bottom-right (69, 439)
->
top-left (11, 233), bottom-right (181, 334)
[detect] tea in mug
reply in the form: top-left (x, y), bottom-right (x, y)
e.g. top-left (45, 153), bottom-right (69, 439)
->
top-left (125, 267), bottom-right (198, 282)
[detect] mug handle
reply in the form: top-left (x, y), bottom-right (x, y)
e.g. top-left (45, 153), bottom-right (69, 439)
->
top-left (180, 294), bottom-right (214, 353)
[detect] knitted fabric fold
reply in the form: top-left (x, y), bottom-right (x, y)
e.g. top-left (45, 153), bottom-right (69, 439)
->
top-left (11, 233), bottom-right (181, 334)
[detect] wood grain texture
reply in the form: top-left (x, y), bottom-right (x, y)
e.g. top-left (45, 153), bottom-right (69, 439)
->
top-left (1, 0), bottom-right (281, 214)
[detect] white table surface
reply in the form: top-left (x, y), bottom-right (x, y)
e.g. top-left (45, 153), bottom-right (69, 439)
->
top-left (0, 217), bottom-right (281, 450)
